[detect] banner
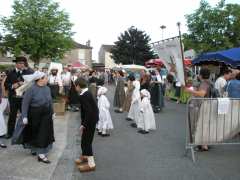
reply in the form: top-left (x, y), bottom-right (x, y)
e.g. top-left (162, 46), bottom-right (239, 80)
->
top-left (152, 37), bottom-right (185, 86)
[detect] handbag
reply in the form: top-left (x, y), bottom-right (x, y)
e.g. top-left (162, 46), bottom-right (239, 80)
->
top-left (11, 116), bottom-right (25, 145)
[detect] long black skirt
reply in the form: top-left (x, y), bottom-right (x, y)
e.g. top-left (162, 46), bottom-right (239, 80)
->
top-left (23, 106), bottom-right (55, 149)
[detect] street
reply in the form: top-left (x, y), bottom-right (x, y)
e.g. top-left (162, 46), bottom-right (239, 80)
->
top-left (1, 85), bottom-right (240, 180)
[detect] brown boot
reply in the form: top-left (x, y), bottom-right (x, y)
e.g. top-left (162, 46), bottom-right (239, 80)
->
top-left (75, 156), bottom-right (88, 165)
top-left (78, 164), bottom-right (96, 172)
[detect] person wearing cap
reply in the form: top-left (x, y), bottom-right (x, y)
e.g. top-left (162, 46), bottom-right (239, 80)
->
top-left (48, 68), bottom-right (63, 99)
top-left (61, 66), bottom-right (71, 109)
top-left (21, 71), bottom-right (54, 164)
top-left (97, 86), bottom-right (113, 137)
top-left (138, 89), bottom-right (156, 134)
top-left (4, 56), bottom-right (33, 139)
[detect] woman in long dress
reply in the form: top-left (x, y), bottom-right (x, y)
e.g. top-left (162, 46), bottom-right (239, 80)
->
top-left (123, 75), bottom-right (135, 113)
top-left (138, 89), bottom-right (156, 134)
top-left (0, 72), bottom-right (8, 148)
top-left (97, 86), bottom-right (114, 137)
top-left (113, 71), bottom-right (126, 113)
top-left (22, 71), bottom-right (54, 163)
top-left (150, 70), bottom-right (164, 113)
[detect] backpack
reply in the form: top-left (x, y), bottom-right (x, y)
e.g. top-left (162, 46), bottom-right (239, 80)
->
top-left (208, 83), bottom-right (220, 98)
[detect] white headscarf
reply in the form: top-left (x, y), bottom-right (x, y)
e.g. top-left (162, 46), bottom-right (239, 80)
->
top-left (133, 80), bottom-right (140, 90)
top-left (22, 71), bottom-right (45, 82)
top-left (97, 86), bottom-right (108, 96)
top-left (141, 89), bottom-right (151, 100)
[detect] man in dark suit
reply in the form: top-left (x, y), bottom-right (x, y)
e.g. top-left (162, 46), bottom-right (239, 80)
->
top-left (4, 56), bottom-right (33, 138)
top-left (74, 78), bottom-right (99, 172)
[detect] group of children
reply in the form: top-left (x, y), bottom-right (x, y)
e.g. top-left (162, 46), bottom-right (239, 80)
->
top-left (96, 76), bottom-right (156, 137)
top-left (127, 80), bottom-right (156, 134)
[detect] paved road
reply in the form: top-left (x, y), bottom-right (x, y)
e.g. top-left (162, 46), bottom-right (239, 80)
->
top-left (55, 85), bottom-right (240, 180)
top-left (1, 85), bottom-right (240, 180)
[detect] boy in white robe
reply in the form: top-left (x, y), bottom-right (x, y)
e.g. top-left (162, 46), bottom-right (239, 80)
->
top-left (128, 80), bottom-right (141, 128)
top-left (97, 87), bottom-right (114, 137)
top-left (138, 89), bottom-right (156, 134)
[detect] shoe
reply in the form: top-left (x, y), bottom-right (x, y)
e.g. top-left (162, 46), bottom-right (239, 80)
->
top-left (101, 134), bottom-right (110, 137)
top-left (75, 156), bottom-right (88, 165)
top-left (114, 109), bottom-right (123, 113)
top-left (31, 152), bottom-right (37, 156)
top-left (5, 134), bottom-right (12, 139)
top-left (138, 130), bottom-right (149, 134)
top-left (78, 164), bottom-right (96, 172)
top-left (126, 118), bottom-right (133, 121)
top-left (38, 156), bottom-right (51, 164)
top-left (0, 144), bottom-right (7, 148)
top-left (130, 123), bottom-right (137, 128)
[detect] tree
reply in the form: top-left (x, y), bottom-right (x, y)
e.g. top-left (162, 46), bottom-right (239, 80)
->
top-left (1, 0), bottom-right (74, 64)
top-left (183, 0), bottom-right (240, 53)
top-left (111, 26), bottom-right (156, 65)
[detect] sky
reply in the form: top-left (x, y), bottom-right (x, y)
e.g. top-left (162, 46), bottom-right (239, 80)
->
top-left (0, 0), bottom-right (239, 61)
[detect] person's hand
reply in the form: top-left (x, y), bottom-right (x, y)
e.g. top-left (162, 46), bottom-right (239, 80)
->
top-left (23, 118), bottom-right (28, 125)
top-left (184, 86), bottom-right (193, 93)
top-left (79, 125), bottom-right (85, 135)
top-left (18, 81), bottom-right (24, 86)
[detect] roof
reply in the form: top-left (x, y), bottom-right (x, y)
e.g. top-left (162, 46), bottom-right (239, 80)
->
top-left (101, 45), bottom-right (114, 52)
top-left (73, 41), bottom-right (92, 49)
top-left (193, 47), bottom-right (240, 67)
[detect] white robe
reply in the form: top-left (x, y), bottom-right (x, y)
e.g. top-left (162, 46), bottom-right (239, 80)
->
top-left (128, 81), bottom-right (141, 127)
top-left (138, 97), bottom-right (156, 131)
top-left (97, 95), bottom-right (114, 132)
top-left (0, 98), bottom-right (8, 136)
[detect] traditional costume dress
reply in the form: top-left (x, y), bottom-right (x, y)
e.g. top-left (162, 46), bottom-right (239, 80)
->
top-left (21, 72), bottom-right (54, 163)
top-left (123, 80), bottom-right (134, 112)
top-left (150, 72), bottom-right (164, 113)
top-left (128, 80), bottom-right (141, 128)
top-left (113, 76), bottom-right (126, 112)
top-left (97, 87), bottom-right (113, 136)
top-left (76, 88), bottom-right (99, 172)
top-left (0, 77), bottom-right (8, 137)
top-left (138, 89), bottom-right (156, 134)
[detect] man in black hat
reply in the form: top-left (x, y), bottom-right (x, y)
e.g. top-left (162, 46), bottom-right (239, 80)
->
top-left (4, 56), bottom-right (33, 138)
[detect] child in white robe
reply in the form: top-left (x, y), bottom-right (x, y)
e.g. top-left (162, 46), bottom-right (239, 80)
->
top-left (97, 86), bottom-right (114, 137)
top-left (138, 89), bottom-right (156, 134)
top-left (128, 80), bottom-right (141, 128)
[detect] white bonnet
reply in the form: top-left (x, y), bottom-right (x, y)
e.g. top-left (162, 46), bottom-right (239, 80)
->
top-left (140, 89), bottom-right (151, 99)
top-left (98, 86), bottom-right (108, 96)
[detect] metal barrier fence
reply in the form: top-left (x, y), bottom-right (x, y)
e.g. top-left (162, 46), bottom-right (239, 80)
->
top-left (185, 98), bottom-right (240, 162)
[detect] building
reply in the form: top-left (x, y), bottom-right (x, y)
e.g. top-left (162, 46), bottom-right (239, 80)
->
top-left (0, 40), bottom-right (93, 68)
top-left (63, 40), bottom-right (93, 68)
top-left (98, 45), bottom-right (116, 69)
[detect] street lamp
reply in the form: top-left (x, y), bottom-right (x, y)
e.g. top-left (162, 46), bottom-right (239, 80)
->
top-left (160, 25), bottom-right (166, 40)
top-left (177, 22), bottom-right (186, 84)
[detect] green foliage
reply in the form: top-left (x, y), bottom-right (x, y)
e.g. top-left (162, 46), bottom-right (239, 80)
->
top-left (111, 26), bottom-right (156, 65)
top-left (183, 0), bottom-right (240, 53)
top-left (1, 0), bottom-right (74, 64)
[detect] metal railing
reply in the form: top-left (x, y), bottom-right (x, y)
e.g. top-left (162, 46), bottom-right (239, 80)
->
top-left (185, 97), bottom-right (240, 162)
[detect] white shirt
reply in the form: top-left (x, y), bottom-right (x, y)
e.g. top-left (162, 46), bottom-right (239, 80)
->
top-left (48, 75), bottom-right (63, 86)
top-left (215, 76), bottom-right (227, 97)
top-left (61, 72), bottom-right (71, 86)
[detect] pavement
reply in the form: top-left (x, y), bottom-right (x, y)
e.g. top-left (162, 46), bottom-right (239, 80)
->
top-left (1, 85), bottom-right (240, 180)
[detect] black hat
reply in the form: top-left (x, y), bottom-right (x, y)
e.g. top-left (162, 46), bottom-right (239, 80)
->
top-left (13, 56), bottom-right (27, 63)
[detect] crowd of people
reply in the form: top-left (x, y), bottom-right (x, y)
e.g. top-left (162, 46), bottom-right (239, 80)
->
top-left (1, 55), bottom-right (240, 173)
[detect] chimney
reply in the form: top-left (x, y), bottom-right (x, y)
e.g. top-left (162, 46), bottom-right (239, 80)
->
top-left (86, 40), bottom-right (91, 47)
